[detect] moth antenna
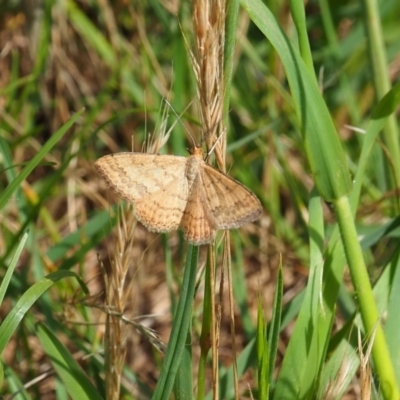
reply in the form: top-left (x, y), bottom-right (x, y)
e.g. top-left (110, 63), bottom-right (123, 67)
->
top-left (144, 92), bottom-right (147, 151)
top-left (163, 98), bottom-right (197, 148)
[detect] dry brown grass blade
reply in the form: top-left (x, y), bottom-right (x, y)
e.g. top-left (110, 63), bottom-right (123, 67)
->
top-left (100, 102), bottom-right (171, 398)
top-left (322, 347), bottom-right (357, 400)
top-left (103, 205), bottom-right (137, 400)
top-left (358, 328), bottom-right (374, 400)
top-left (321, 325), bottom-right (376, 400)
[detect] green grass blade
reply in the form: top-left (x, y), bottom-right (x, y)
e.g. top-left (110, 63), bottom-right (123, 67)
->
top-left (351, 80), bottom-right (400, 209)
top-left (383, 250), bottom-right (400, 384)
top-left (197, 247), bottom-right (213, 400)
top-left (241, 0), bottom-right (351, 201)
top-left (334, 196), bottom-right (399, 399)
top-left (0, 136), bottom-right (17, 182)
top-left (152, 244), bottom-right (199, 399)
top-left (0, 270), bottom-right (87, 356)
top-left (46, 210), bottom-right (115, 264)
top-left (67, 1), bottom-right (115, 68)
top-left (2, 365), bottom-right (30, 399)
top-left (0, 109), bottom-right (84, 211)
top-left (223, 0), bottom-right (240, 120)
top-left (274, 189), bottom-right (326, 398)
top-left (0, 74), bottom-right (35, 96)
top-left (362, 0), bottom-right (400, 188)
top-left (0, 231), bottom-right (28, 306)
top-left (256, 295), bottom-right (268, 399)
top-left (294, 60), bottom-right (400, 400)
top-left (36, 323), bottom-right (102, 400)
top-left (232, 233), bottom-right (255, 340)
top-left (268, 265), bottom-right (283, 385)
top-left (174, 331), bottom-right (193, 399)
top-left (288, 0), bottom-right (313, 71)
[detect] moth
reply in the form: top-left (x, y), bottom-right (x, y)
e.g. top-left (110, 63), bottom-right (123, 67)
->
top-left (95, 146), bottom-right (262, 245)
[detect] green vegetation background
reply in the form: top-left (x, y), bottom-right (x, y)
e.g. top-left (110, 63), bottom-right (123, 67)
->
top-left (1, 0), bottom-right (400, 399)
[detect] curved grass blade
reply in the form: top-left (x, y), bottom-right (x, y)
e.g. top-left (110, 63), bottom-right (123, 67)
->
top-left (0, 270), bottom-right (87, 356)
top-left (0, 109), bottom-right (84, 211)
top-left (241, 0), bottom-right (351, 201)
top-left (37, 323), bottom-right (102, 400)
top-left (0, 231), bottom-right (29, 307)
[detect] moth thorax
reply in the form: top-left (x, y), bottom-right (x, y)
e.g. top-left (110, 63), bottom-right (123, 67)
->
top-left (186, 156), bottom-right (201, 187)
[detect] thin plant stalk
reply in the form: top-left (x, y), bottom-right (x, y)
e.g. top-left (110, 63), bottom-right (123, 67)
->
top-left (225, 236), bottom-right (239, 399)
top-left (198, 248), bottom-right (214, 400)
top-left (211, 244), bottom-right (220, 400)
top-left (361, 0), bottom-right (400, 191)
top-left (191, 0), bottom-right (231, 397)
top-left (223, 0), bottom-right (240, 126)
top-left (104, 205), bottom-right (137, 399)
top-left (334, 196), bottom-right (399, 400)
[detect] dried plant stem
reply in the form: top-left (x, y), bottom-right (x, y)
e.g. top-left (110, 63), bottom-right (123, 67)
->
top-left (192, 0), bottom-right (226, 167)
top-left (225, 237), bottom-right (239, 399)
top-left (104, 205), bottom-right (137, 400)
top-left (209, 245), bottom-right (219, 399)
top-left (102, 103), bottom-right (171, 399)
top-left (191, 0), bottom-right (240, 398)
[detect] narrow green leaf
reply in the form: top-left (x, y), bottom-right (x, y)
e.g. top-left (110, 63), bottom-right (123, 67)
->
top-left (377, 250), bottom-right (400, 384)
top-left (0, 231), bottom-right (29, 306)
top-left (67, 1), bottom-right (115, 67)
top-left (256, 296), bottom-right (268, 400)
top-left (223, 0), bottom-right (240, 120)
top-left (334, 196), bottom-right (399, 399)
top-left (174, 331), bottom-right (193, 399)
top-left (371, 80), bottom-right (400, 119)
top-left (0, 270), bottom-right (86, 355)
top-left (197, 245), bottom-right (213, 400)
top-left (275, 189), bottom-right (327, 398)
top-left (0, 361), bottom-right (3, 388)
top-left (2, 365), bottom-right (29, 398)
top-left (268, 265), bottom-right (283, 385)
top-left (46, 210), bottom-right (114, 263)
top-left (232, 232), bottom-right (254, 340)
top-left (0, 109), bottom-right (84, 210)
top-left (0, 74), bottom-right (35, 96)
top-left (37, 323), bottom-right (102, 400)
top-left (241, 0), bottom-right (351, 201)
top-left (153, 244), bottom-right (199, 399)
top-left (288, 0), bottom-right (313, 71)
top-left (352, 81), bottom-right (400, 208)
